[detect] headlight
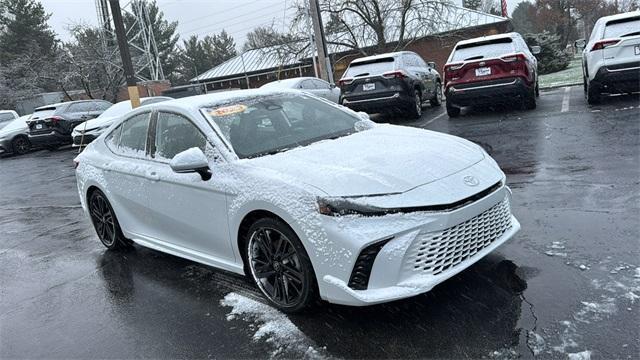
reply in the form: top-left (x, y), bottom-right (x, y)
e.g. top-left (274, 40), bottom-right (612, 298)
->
top-left (317, 197), bottom-right (390, 217)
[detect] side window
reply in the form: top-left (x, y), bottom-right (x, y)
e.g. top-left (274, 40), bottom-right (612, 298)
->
top-left (67, 102), bottom-right (92, 113)
top-left (415, 55), bottom-right (427, 68)
top-left (312, 79), bottom-right (329, 89)
top-left (118, 112), bottom-right (151, 157)
top-left (94, 101), bottom-right (111, 111)
top-left (154, 112), bottom-right (207, 161)
top-left (300, 80), bottom-right (315, 89)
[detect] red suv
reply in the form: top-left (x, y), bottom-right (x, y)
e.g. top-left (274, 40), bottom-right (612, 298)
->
top-left (443, 32), bottom-right (540, 117)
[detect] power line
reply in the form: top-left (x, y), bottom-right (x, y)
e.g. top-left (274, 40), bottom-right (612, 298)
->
top-left (180, 3), bottom-right (289, 36)
top-left (177, 0), bottom-right (262, 26)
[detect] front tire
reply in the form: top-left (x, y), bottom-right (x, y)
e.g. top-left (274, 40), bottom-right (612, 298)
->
top-left (11, 136), bottom-right (30, 155)
top-left (523, 86), bottom-right (537, 110)
top-left (407, 89), bottom-right (423, 119)
top-left (430, 81), bottom-right (443, 107)
top-left (246, 218), bottom-right (317, 313)
top-left (88, 189), bottom-right (130, 250)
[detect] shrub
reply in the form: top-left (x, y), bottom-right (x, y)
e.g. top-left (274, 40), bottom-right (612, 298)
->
top-left (524, 32), bottom-right (572, 75)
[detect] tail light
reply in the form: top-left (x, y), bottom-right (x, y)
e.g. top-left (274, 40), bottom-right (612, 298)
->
top-left (381, 70), bottom-right (407, 79)
top-left (443, 62), bottom-right (465, 85)
top-left (500, 53), bottom-right (527, 62)
top-left (49, 115), bottom-right (64, 125)
top-left (591, 38), bottom-right (620, 51)
top-left (337, 77), bottom-right (354, 86)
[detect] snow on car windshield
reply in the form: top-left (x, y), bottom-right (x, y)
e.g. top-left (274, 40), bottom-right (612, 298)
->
top-left (98, 101), bottom-right (132, 118)
top-left (604, 17), bottom-right (640, 38)
top-left (201, 94), bottom-right (362, 159)
top-left (0, 113), bottom-right (15, 128)
top-left (451, 38), bottom-right (515, 61)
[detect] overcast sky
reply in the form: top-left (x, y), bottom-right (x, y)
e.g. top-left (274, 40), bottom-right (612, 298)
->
top-left (41, 0), bottom-right (529, 47)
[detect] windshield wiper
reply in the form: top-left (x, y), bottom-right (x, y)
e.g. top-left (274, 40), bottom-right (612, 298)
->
top-left (353, 72), bottom-right (370, 77)
top-left (464, 55), bottom-right (484, 61)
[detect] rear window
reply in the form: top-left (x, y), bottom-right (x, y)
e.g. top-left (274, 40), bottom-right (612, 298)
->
top-left (343, 57), bottom-right (396, 78)
top-left (32, 107), bottom-right (57, 119)
top-left (604, 17), bottom-right (640, 38)
top-left (451, 38), bottom-right (515, 62)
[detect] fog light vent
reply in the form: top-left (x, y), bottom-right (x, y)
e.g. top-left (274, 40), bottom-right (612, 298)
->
top-left (348, 237), bottom-right (393, 290)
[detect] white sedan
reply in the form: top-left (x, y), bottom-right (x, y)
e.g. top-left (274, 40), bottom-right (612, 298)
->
top-left (75, 89), bottom-right (520, 312)
top-left (260, 77), bottom-right (341, 103)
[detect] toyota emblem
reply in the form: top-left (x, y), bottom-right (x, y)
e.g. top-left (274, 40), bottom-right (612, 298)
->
top-left (463, 176), bottom-right (480, 186)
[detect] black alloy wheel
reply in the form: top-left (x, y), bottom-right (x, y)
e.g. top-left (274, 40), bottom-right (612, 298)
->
top-left (11, 136), bottom-right (30, 155)
top-left (408, 89), bottom-right (422, 119)
top-left (430, 82), bottom-right (443, 107)
top-left (247, 218), bottom-right (316, 312)
top-left (88, 190), bottom-right (130, 250)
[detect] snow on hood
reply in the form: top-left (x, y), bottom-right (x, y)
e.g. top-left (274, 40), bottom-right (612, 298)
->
top-left (0, 117), bottom-right (27, 136)
top-left (243, 124), bottom-right (484, 197)
top-left (77, 115), bottom-right (119, 131)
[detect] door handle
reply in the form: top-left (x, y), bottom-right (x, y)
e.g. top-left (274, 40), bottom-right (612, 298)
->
top-left (147, 171), bottom-right (160, 181)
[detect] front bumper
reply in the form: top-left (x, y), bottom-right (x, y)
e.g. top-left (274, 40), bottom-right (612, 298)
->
top-left (592, 62), bottom-right (640, 94)
top-left (342, 91), bottom-right (414, 113)
top-left (316, 186), bottom-right (520, 305)
top-left (446, 77), bottom-right (531, 107)
top-left (0, 138), bottom-right (11, 154)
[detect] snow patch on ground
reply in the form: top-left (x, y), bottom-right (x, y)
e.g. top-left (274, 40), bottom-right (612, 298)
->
top-left (567, 350), bottom-right (592, 360)
top-left (488, 347), bottom-right (519, 359)
top-left (526, 330), bottom-right (546, 356)
top-left (220, 292), bottom-right (325, 359)
top-left (574, 297), bottom-right (617, 323)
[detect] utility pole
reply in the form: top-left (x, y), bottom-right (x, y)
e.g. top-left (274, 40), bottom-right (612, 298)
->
top-left (308, 0), bottom-right (332, 82)
top-left (109, 0), bottom-right (140, 108)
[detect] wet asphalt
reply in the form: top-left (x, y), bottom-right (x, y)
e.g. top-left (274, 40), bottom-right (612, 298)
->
top-left (1, 86), bottom-right (638, 359)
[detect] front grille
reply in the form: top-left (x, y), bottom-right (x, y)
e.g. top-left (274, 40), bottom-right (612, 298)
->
top-left (406, 196), bottom-right (512, 276)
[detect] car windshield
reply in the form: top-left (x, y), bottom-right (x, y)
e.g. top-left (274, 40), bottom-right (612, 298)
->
top-left (201, 94), bottom-right (364, 159)
top-left (451, 38), bottom-right (515, 61)
top-left (343, 57), bottom-right (395, 78)
top-left (604, 17), bottom-right (640, 38)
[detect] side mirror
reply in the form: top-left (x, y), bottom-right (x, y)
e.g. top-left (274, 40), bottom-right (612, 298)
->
top-left (530, 45), bottom-right (541, 55)
top-left (427, 61), bottom-right (436, 69)
top-left (574, 39), bottom-right (586, 49)
top-left (330, 83), bottom-right (336, 89)
top-left (169, 148), bottom-right (212, 181)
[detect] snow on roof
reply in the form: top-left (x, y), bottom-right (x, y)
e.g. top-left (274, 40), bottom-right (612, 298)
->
top-left (454, 31), bottom-right (518, 46)
top-left (191, 4), bottom-right (507, 82)
top-left (600, 10), bottom-right (640, 23)
top-left (351, 51), bottom-right (410, 63)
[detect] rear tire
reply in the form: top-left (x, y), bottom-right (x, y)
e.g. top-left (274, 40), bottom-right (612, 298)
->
top-left (446, 100), bottom-right (460, 118)
top-left (408, 89), bottom-right (422, 119)
top-left (246, 217), bottom-right (317, 313)
top-left (535, 81), bottom-right (540, 98)
top-left (586, 80), bottom-right (601, 104)
top-left (430, 81), bottom-right (443, 107)
top-left (88, 189), bottom-right (131, 250)
top-left (523, 86), bottom-right (537, 110)
top-left (11, 136), bottom-right (30, 155)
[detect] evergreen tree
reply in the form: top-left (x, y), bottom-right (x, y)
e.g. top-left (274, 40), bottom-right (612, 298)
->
top-left (511, 1), bottom-right (537, 34)
top-left (0, 0), bottom-right (56, 64)
top-left (463, 0), bottom-right (482, 10)
top-left (178, 31), bottom-right (237, 83)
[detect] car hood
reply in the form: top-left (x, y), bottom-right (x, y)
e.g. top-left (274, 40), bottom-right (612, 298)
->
top-left (0, 118), bottom-right (27, 137)
top-left (76, 115), bottom-right (118, 131)
top-left (242, 124), bottom-right (485, 197)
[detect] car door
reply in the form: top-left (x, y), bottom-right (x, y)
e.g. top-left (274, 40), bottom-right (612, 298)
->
top-left (102, 111), bottom-right (154, 238)
top-left (416, 55), bottom-right (436, 98)
top-left (145, 110), bottom-right (234, 261)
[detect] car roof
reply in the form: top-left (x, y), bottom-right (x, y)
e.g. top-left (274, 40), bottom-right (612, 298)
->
top-left (350, 51), bottom-right (415, 64)
top-left (599, 10), bottom-right (640, 24)
top-left (34, 99), bottom-right (111, 111)
top-left (454, 32), bottom-right (519, 47)
top-left (150, 88), bottom-right (303, 112)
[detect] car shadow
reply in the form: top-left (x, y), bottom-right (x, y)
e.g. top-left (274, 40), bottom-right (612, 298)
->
top-left (97, 246), bottom-right (530, 359)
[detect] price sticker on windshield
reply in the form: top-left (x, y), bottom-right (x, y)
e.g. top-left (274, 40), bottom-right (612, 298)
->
top-left (209, 104), bottom-right (247, 117)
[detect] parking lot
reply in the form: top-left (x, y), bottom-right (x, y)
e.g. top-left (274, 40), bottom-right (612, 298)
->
top-left (1, 86), bottom-right (638, 359)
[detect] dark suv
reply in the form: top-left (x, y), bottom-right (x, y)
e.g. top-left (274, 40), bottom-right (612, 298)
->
top-left (27, 100), bottom-right (112, 150)
top-left (337, 51), bottom-right (442, 118)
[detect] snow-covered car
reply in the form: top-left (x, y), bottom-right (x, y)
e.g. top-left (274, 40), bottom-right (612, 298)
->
top-left (71, 96), bottom-right (172, 147)
top-left (260, 77), bottom-right (341, 103)
top-left (74, 89), bottom-right (520, 312)
top-left (0, 114), bottom-right (31, 156)
top-left (577, 11), bottom-right (640, 104)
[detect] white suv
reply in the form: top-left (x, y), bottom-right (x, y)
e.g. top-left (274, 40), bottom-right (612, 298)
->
top-left (578, 11), bottom-right (640, 104)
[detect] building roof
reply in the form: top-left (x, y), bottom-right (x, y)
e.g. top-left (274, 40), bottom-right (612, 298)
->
top-left (191, 4), bottom-right (508, 83)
